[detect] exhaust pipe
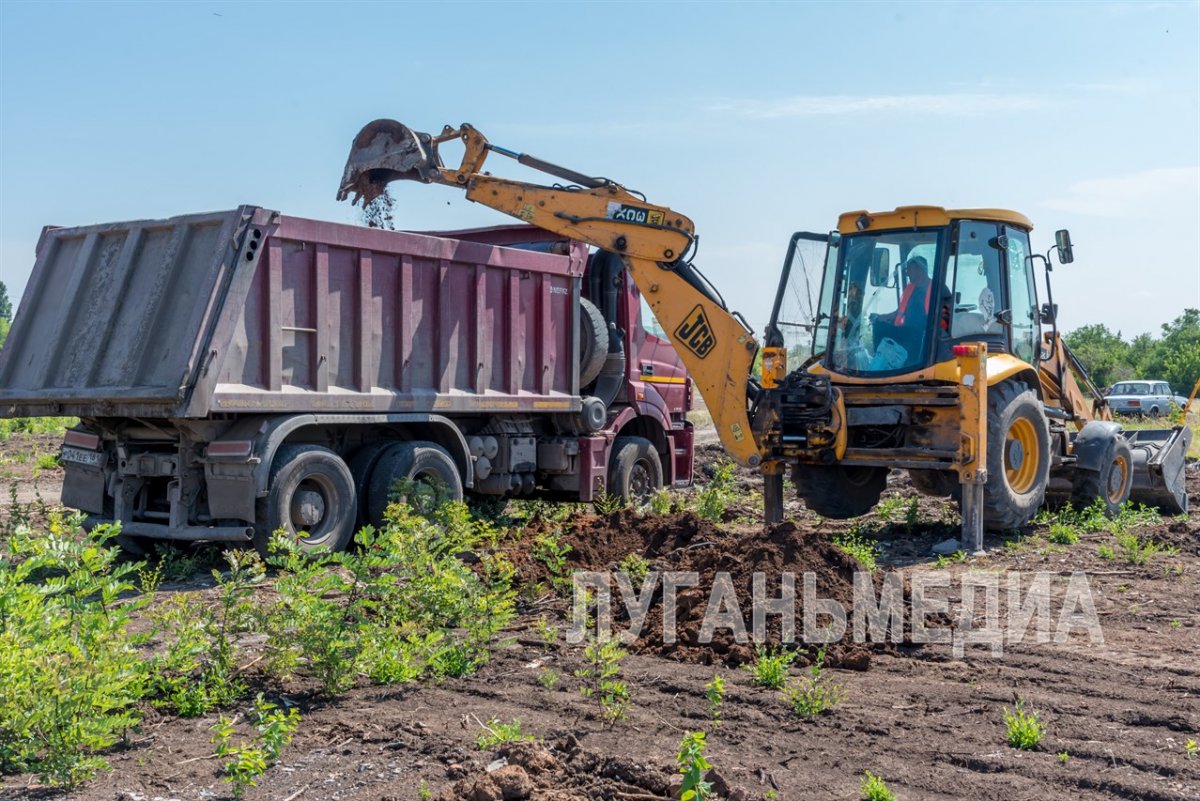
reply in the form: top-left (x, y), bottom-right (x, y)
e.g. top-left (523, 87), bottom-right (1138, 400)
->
top-left (336, 119), bottom-right (444, 206)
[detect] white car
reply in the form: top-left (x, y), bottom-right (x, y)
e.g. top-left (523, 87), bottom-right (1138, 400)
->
top-left (1104, 380), bottom-right (1187, 417)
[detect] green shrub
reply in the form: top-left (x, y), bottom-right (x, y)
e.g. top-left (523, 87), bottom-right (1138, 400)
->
top-left (695, 460), bottom-right (736, 521)
top-left (149, 549), bottom-right (262, 716)
top-left (211, 694), bottom-right (300, 799)
top-left (785, 645), bottom-right (844, 719)
top-left (576, 636), bottom-right (631, 724)
top-left (0, 516), bottom-right (148, 787)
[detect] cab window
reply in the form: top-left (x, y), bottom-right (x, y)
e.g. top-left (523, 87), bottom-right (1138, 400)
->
top-left (1005, 227), bottom-right (1038, 362)
top-left (949, 222), bottom-right (1003, 339)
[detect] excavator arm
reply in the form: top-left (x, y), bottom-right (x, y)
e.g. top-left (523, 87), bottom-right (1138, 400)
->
top-left (338, 120), bottom-right (763, 466)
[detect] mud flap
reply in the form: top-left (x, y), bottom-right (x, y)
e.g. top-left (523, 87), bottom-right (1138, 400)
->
top-left (1124, 425), bottom-right (1192, 514)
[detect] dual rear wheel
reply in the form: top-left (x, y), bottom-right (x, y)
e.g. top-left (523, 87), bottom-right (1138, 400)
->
top-left (254, 440), bottom-right (463, 554)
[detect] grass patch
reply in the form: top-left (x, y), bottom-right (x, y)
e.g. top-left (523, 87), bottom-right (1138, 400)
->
top-left (834, 529), bottom-right (880, 571)
top-left (860, 771), bottom-right (896, 801)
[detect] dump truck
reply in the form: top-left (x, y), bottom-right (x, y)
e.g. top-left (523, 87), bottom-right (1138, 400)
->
top-left (0, 209), bottom-right (695, 551)
top-left (337, 119), bottom-right (1192, 550)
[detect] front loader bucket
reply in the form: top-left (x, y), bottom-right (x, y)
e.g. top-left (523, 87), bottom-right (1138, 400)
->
top-left (1125, 425), bottom-right (1193, 514)
top-left (336, 119), bottom-right (443, 206)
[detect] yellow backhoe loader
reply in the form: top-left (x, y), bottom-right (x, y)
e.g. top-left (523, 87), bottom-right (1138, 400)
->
top-left (337, 120), bottom-right (1192, 549)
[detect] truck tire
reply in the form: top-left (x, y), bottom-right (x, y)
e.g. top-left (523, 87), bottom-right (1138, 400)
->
top-left (792, 464), bottom-right (887, 518)
top-left (578, 297), bottom-right (608, 388)
top-left (982, 380), bottom-right (1050, 531)
top-left (366, 441), bottom-right (464, 525)
top-left (1071, 436), bottom-right (1133, 515)
top-left (255, 445), bottom-right (357, 554)
top-left (347, 441), bottom-right (394, 528)
top-left (609, 436), bottom-right (663, 505)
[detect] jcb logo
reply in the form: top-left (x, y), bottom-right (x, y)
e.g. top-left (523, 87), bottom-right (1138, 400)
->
top-left (674, 305), bottom-right (716, 359)
top-left (607, 202), bottom-right (665, 227)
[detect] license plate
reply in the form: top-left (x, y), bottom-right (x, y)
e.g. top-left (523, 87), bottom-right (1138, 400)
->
top-left (61, 446), bottom-right (103, 467)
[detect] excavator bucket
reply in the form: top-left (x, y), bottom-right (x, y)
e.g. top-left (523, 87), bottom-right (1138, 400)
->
top-left (1125, 425), bottom-right (1192, 514)
top-left (336, 119), bottom-right (443, 207)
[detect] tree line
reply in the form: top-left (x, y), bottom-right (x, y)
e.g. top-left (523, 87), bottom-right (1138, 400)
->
top-left (1065, 308), bottom-right (1200, 396)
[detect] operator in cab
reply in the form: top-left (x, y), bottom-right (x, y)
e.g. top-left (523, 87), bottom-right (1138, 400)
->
top-left (870, 255), bottom-right (932, 352)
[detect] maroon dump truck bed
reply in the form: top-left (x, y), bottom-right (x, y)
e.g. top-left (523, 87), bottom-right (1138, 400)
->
top-left (0, 206), bottom-right (587, 419)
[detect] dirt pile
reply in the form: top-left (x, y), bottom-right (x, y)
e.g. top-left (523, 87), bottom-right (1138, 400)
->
top-left (506, 511), bottom-right (888, 668)
top-left (432, 738), bottom-right (677, 801)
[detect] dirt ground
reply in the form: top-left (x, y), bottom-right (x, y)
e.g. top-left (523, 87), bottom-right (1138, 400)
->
top-left (1, 432), bottom-right (1198, 801)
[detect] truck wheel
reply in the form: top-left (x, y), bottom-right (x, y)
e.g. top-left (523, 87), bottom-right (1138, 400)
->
top-left (1071, 437), bottom-right (1133, 515)
top-left (792, 464), bottom-right (887, 518)
top-left (347, 441), bottom-right (394, 528)
top-left (578, 297), bottom-right (608, 388)
top-left (366, 441), bottom-right (464, 525)
top-left (255, 445), bottom-right (357, 554)
top-left (983, 380), bottom-right (1050, 531)
top-left (609, 436), bottom-right (663, 505)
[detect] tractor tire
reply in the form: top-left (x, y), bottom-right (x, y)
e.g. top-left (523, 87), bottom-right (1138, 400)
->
top-left (982, 380), bottom-right (1050, 531)
top-left (1071, 436), bottom-right (1133, 515)
top-left (366, 441), bottom-right (463, 525)
top-left (792, 464), bottom-right (887, 518)
top-left (609, 436), bottom-right (663, 505)
top-left (908, 468), bottom-right (960, 499)
top-left (254, 445), bottom-right (357, 555)
top-left (578, 297), bottom-right (608, 388)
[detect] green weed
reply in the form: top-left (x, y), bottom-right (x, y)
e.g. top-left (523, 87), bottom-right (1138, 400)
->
top-left (934, 550), bottom-right (968, 568)
top-left (785, 645), bottom-right (844, 719)
top-left (211, 694), bottom-right (300, 799)
top-left (575, 636), bottom-right (631, 724)
top-left (676, 731), bottom-right (712, 801)
top-left (592, 491), bottom-right (626, 515)
top-left (704, 674), bottom-right (726, 727)
top-left (747, 645), bottom-right (795, 690)
top-left (1003, 698), bottom-right (1046, 750)
top-left (617, 552), bottom-right (651, 586)
top-left (649, 490), bottom-right (676, 515)
top-left (475, 717), bottom-right (534, 750)
top-left (532, 528), bottom-right (573, 591)
top-left (694, 459), bottom-right (736, 522)
top-left (537, 668), bottom-right (560, 690)
top-left (1057, 751), bottom-right (1070, 764)
top-left (860, 770), bottom-right (896, 801)
top-left (834, 530), bottom-right (880, 571)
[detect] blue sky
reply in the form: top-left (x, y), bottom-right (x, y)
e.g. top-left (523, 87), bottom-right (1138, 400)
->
top-left (1, 0), bottom-right (1197, 338)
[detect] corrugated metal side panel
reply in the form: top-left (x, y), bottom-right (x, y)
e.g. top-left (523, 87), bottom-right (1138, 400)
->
top-left (211, 216), bottom-right (586, 414)
top-left (0, 209), bottom-right (255, 415)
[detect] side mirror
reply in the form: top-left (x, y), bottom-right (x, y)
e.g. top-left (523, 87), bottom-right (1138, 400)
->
top-left (1055, 229), bottom-right (1074, 264)
top-left (869, 248), bottom-right (891, 286)
top-left (1040, 302), bottom-right (1058, 324)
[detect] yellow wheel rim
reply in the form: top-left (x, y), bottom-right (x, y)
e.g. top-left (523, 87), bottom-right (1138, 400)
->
top-left (1107, 453), bottom-right (1129, 504)
top-left (1004, 417), bottom-right (1039, 494)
